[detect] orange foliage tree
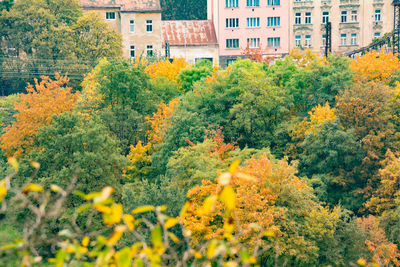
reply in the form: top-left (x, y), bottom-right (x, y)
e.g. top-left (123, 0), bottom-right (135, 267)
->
top-left (182, 154), bottom-right (339, 262)
top-left (350, 50), bottom-right (400, 83)
top-left (0, 74), bottom-right (79, 157)
top-left (357, 216), bottom-right (400, 266)
top-left (241, 44), bottom-right (275, 64)
top-left (144, 57), bottom-right (189, 81)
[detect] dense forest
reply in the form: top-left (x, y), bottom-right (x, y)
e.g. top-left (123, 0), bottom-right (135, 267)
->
top-left (1, 1), bottom-right (400, 266)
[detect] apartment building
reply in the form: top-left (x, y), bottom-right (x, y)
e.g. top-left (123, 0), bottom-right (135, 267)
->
top-left (289, 0), bottom-right (394, 55)
top-left (80, 0), bottom-right (163, 59)
top-left (208, 0), bottom-right (290, 66)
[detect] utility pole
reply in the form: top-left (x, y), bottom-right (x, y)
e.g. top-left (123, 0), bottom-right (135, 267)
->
top-left (393, 0), bottom-right (400, 55)
top-left (324, 19), bottom-right (332, 57)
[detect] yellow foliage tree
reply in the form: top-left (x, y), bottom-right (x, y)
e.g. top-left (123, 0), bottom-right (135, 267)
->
top-left (144, 57), bottom-right (189, 81)
top-left (0, 74), bottom-right (79, 157)
top-left (125, 98), bottom-right (180, 180)
top-left (289, 48), bottom-right (327, 68)
top-left (182, 154), bottom-right (339, 261)
top-left (290, 102), bottom-right (337, 155)
top-left (350, 50), bottom-right (400, 82)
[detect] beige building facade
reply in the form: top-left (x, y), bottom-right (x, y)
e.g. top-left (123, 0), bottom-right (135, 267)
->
top-left (289, 0), bottom-right (394, 55)
top-left (80, 0), bottom-right (163, 59)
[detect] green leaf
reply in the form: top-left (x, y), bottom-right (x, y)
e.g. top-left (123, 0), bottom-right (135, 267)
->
top-left (115, 247), bottom-right (132, 267)
top-left (151, 225), bottom-right (163, 247)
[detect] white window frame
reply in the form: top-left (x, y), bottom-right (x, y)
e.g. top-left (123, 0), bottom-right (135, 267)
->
top-left (105, 12), bottom-right (116, 20)
top-left (226, 39), bottom-right (239, 49)
top-left (267, 37), bottom-right (280, 48)
top-left (146, 45), bottom-right (153, 56)
top-left (129, 20), bottom-right (135, 33)
top-left (322, 34), bottom-right (326, 46)
top-left (146, 20), bottom-right (153, 32)
top-left (247, 38), bottom-right (260, 48)
top-left (305, 12), bottom-right (311, 24)
top-left (130, 45), bottom-right (135, 58)
top-left (341, 11), bottom-right (347, 23)
top-left (350, 33), bottom-right (357, 45)
top-left (267, 0), bottom-right (280, 6)
top-left (375, 10), bottom-right (381, 21)
top-left (247, 17), bottom-right (260, 28)
top-left (226, 18), bottom-right (239, 28)
top-left (341, 33), bottom-right (347, 46)
top-left (295, 35), bottom-right (301, 47)
top-left (351, 10), bottom-right (358, 22)
top-left (267, 17), bottom-right (280, 27)
top-left (246, 0), bottom-right (259, 7)
top-left (322, 11), bottom-right (329, 24)
top-left (305, 35), bottom-right (311, 47)
top-left (226, 0), bottom-right (239, 8)
top-left (295, 12), bottom-right (301, 25)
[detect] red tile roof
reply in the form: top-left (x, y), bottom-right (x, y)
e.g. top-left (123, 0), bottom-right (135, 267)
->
top-left (79, 0), bottom-right (161, 12)
top-left (162, 20), bottom-right (218, 46)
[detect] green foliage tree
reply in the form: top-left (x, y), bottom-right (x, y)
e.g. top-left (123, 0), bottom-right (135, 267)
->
top-left (17, 112), bottom-right (128, 194)
top-left (0, 0), bottom-right (122, 94)
top-left (177, 59), bottom-right (214, 92)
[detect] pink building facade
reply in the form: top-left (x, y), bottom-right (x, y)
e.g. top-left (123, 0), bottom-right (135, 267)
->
top-left (208, 0), bottom-right (290, 66)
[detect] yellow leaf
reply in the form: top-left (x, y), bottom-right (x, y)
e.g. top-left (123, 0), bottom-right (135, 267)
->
top-left (7, 157), bottom-right (19, 171)
top-left (95, 186), bottom-right (114, 203)
top-left (123, 214), bottom-right (135, 230)
top-left (30, 161), bottom-right (40, 169)
top-left (207, 240), bottom-right (218, 259)
top-left (23, 184), bottom-right (43, 194)
top-left (50, 185), bottom-right (60, 193)
top-left (131, 205), bottom-right (154, 214)
top-left (78, 246), bottom-right (88, 253)
top-left (217, 172), bottom-right (232, 186)
top-left (236, 172), bottom-right (257, 182)
top-left (179, 202), bottom-right (189, 218)
top-left (228, 160), bottom-right (240, 174)
top-left (107, 225), bottom-right (126, 246)
top-left (200, 195), bottom-right (217, 215)
top-left (0, 180), bottom-right (7, 202)
top-left (115, 247), bottom-right (133, 267)
top-left (263, 230), bottom-right (276, 237)
top-left (220, 186), bottom-right (236, 210)
top-left (168, 232), bottom-right (180, 243)
top-left (81, 236), bottom-right (90, 247)
top-left (164, 218), bottom-right (178, 229)
top-left (103, 204), bottom-right (123, 226)
top-left (356, 258), bottom-right (367, 266)
top-left (94, 204), bottom-right (112, 214)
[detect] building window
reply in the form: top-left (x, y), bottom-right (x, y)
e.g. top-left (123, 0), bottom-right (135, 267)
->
top-left (246, 0), bottom-right (259, 7)
top-left (226, 18), bottom-right (239, 28)
top-left (322, 34), bottom-right (326, 46)
top-left (295, 12), bottom-right (301, 25)
top-left (351, 33), bottom-right (357, 45)
top-left (341, 11), bottom-right (347, 23)
top-left (146, 20), bottom-right (153, 32)
top-left (267, 17), bottom-right (280, 27)
top-left (105, 12), bottom-right (116, 20)
top-left (267, 37), bottom-right (280, 48)
top-left (305, 12), bottom-right (311, 24)
top-left (247, 38), bottom-right (260, 48)
top-left (247, 17), bottom-right (260, 27)
top-left (226, 0), bottom-right (239, 8)
top-left (305, 35), bottom-right (311, 47)
top-left (351, 10), bottom-right (358, 22)
top-left (146, 45), bottom-right (153, 56)
top-left (226, 39), bottom-right (239, 48)
top-left (374, 32), bottom-right (381, 39)
top-left (129, 20), bottom-right (135, 32)
top-left (227, 58), bottom-right (236, 65)
top-left (322, 11), bottom-right (329, 24)
top-left (375, 10), bottom-right (381, 21)
top-left (341, 33), bottom-right (347, 45)
top-left (267, 0), bottom-right (280, 6)
top-left (295, 35), bottom-right (301, 47)
top-left (130, 45), bottom-right (135, 58)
